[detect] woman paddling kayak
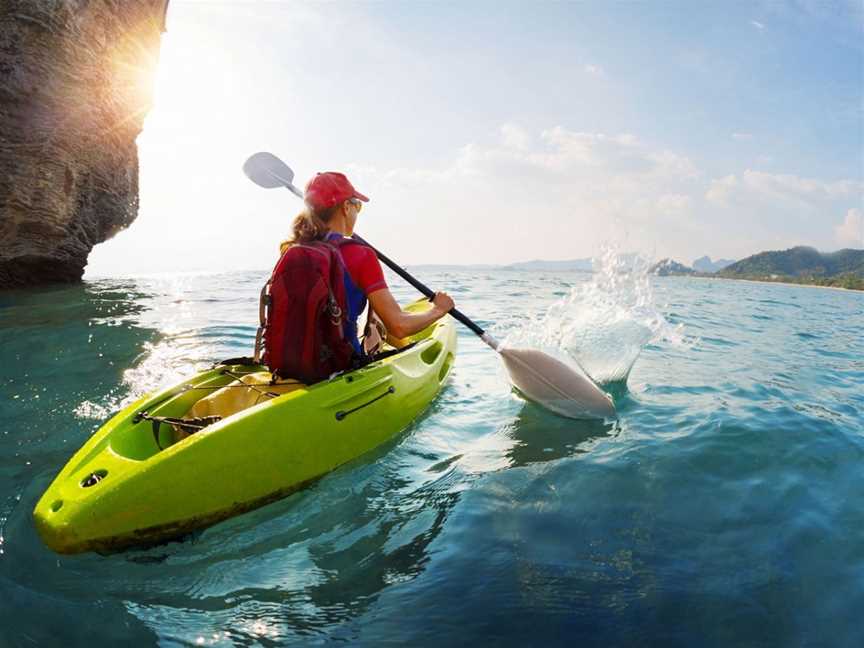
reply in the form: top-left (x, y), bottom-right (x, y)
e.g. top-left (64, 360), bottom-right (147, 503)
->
top-left (33, 166), bottom-right (462, 552)
top-left (270, 171), bottom-right (455, 377)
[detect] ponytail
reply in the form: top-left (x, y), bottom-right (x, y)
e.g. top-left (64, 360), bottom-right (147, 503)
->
top-left (279, 204), bottom-right (340, 253)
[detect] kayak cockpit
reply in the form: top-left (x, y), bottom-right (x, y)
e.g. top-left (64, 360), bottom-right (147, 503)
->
top-left (106, 366), bottom-right (303, 460)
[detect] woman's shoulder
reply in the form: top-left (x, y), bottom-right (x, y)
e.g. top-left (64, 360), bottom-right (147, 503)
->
top-left (339, 239), bottom-right (378, 262)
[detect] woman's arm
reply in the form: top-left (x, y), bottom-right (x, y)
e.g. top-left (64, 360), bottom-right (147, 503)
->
top-left (368, 288), bottom-right (455, 339)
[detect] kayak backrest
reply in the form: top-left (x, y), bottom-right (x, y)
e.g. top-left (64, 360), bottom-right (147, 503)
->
top-left (186, 372), bottom-right (304, 421)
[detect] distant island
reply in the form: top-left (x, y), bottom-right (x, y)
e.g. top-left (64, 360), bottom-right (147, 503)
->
top-left (505, 258), bottom-right (594, 272)
top-left (409, 258), bottom-right (593, 273)
top-left (692, 256), bottom-right (736, 273)
top-left (652, 259), bottom-right (697, 276)
top-left (408, 247), bottom-right (863, 291)
top-left (652, 247), bottom-right (864, 291)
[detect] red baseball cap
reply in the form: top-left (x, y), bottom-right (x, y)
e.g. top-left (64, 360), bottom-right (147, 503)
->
top-left (304, 172), bottom-right (369, 210)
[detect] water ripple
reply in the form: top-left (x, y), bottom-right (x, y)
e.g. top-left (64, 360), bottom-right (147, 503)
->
top-left (1, 271), bottom-right (862, 645)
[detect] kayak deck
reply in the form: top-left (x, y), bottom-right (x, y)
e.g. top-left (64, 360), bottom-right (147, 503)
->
top-left (33, 300), bottom-right (456, 554)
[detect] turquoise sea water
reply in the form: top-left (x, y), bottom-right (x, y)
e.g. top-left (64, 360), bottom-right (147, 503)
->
top-left (1, 267), bottom-right (862, 646)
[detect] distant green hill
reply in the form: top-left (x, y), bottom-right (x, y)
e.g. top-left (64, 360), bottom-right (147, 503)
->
top-left (717, 246), bottom-right (863, 289)
top-left (719, 246), bottom-right (863, 277)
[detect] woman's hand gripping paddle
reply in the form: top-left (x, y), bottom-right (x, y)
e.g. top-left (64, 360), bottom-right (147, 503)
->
top-left (242, 152), bottom-right (617, 419)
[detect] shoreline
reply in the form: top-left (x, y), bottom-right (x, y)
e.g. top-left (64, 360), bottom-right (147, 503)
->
top-left (675, 274), bottom-right (862, 293)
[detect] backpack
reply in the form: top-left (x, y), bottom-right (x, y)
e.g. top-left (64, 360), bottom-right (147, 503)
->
top-left (254, 241), bottom-right (356, 383)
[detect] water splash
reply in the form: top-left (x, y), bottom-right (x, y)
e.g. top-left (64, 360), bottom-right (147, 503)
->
top-left (504, 243), bottom-right (688, 386)
top-left (73, 338), bottom-right (217, 421)
top-left (73, 399), bottom-right (115, 420)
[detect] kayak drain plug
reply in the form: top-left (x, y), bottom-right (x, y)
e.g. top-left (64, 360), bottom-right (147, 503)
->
top-left (81, 469), bottom-right (108, 488)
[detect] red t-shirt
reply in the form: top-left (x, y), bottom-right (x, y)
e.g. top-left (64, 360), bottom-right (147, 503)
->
top-left (340, 243), bottom-right (387, 295)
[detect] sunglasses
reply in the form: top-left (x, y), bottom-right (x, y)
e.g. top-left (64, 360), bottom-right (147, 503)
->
top-left (347, 198), bottom-right (363, 211)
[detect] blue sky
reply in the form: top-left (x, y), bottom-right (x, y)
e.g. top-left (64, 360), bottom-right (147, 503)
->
top-left (86, 0), bottom-right (863, 275)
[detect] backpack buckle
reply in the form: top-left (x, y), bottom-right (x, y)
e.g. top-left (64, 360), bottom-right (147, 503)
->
top-left (327, 295), bottom-right (342, 324)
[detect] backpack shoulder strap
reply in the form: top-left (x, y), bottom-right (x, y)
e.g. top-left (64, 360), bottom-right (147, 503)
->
top-left (331, 236), bottom-right (368, 250)
top-left (253, 279), bottom-right (271, 364)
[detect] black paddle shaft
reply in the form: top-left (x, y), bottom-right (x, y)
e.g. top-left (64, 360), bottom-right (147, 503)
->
top-left (352, 234), bottom-right (486, 338)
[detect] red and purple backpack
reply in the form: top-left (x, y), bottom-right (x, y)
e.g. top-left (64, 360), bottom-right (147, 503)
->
top-left (254, 241), bottom-right (356, 383)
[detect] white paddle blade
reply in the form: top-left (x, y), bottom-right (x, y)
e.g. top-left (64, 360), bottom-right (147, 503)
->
top-left (500, 347), bottom-right (616, 420)
top-left (243, 152), bottom-right (304, 197)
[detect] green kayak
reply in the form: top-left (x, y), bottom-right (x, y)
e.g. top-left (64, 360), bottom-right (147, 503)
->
top-left (33, 300), bottom-right (456, 554)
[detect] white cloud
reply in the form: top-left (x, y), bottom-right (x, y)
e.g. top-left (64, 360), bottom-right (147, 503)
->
top-left (450, 127), bottom-right (697, 184)
top-left (750, 20), bottom-right (765, 30)
top-left (750, 171), bottom-right (859, 200)
top-left (835, 208), bottom-right (864, 247)
top-left (706, 170), bottom-right (862, 209)
top-left (703, 170), bottom-right (863, 254)
top-left (704, 174), bottom-right (736, 204)
top-left (583, 63), bottom-right (605, 77)
top-left (345, 126), bottom-right (862, 264)
top-left (500, 123), bottom-right (531, 151)
top-left (732, 132), bottom-right (754, 141)
top-left (347, 125), bottom-right (707, 262)
top-left (656, 193), bottom-right (692, 214)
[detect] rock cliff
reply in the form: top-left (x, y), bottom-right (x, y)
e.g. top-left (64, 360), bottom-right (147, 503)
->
top-left (0, 0), bottom-right (168, 288)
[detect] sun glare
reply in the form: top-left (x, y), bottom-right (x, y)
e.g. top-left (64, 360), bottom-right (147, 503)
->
top-left (142, 21), bottom-right (237, 142)
top-left (133, 9), bottom-right (255, 230)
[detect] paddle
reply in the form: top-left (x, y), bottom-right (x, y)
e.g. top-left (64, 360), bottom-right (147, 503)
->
top-left (242, 152), bottom-right (616, 419)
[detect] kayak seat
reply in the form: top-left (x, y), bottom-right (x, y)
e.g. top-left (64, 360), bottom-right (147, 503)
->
top-left (165, 372), bottom-right (304, 444)
top-left (185, 371), bottom-right (304, 422)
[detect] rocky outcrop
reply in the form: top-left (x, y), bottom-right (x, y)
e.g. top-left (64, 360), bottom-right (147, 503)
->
top-left (651, 259), bottom-right (695, 276)
top-left (0, 0), bottom-right (168, 288)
